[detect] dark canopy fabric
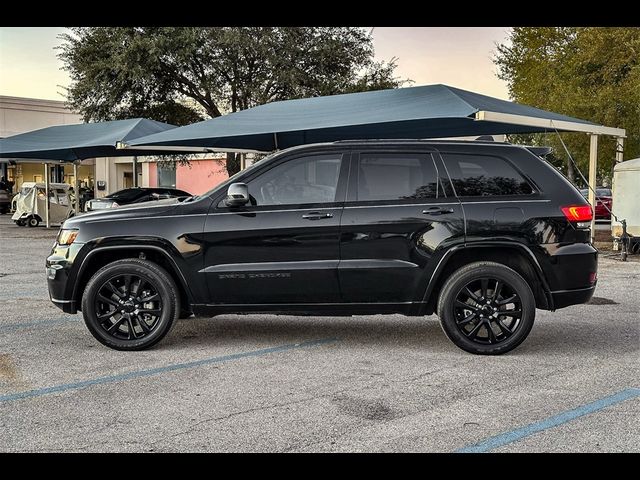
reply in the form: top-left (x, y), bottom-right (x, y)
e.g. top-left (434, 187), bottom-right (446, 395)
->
top-left (0, 118), bottom-right (177, 161)
top-left (128, 84), bottom-right (596, 152)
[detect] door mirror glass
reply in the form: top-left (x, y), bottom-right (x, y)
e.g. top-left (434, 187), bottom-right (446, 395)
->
top-left (225, 183), bottom-right (250, 207)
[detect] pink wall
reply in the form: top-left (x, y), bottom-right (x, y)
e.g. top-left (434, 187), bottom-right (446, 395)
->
top-left (177, 159), bottom-right (228, 195)
top-left (148, 162), bottom-right (157, 188)
top-left (147, 158), bottom-right (228, 195)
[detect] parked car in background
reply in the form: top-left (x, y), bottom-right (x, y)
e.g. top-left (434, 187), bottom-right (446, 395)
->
top-left (85, 187), bottom-right (191, 211)
top-left (580, 187), bottom-right (612, 220)
top-left (12, 182), bottom-right (73, 227)
top-left (48, 140), bottom-right (597, 355)
top-left (0, 188), bottom-right (11, 214)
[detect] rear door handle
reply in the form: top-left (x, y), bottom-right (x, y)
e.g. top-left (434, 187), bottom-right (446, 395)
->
top-left (302, 212), bottom-right (334, 220)
top-left (422, 206), bottom-right (454, 215)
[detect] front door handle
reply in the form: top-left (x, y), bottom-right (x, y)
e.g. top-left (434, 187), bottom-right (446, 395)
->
top-left (302, 212), bottom-right (334, 220)
top-left (422, 206), bottom-right (454, 215)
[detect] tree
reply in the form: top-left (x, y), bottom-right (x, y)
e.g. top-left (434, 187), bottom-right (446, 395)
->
top-left (494, 27), bottom-right (640, 185)
top-left (58, 27), bottom-right (406, 175)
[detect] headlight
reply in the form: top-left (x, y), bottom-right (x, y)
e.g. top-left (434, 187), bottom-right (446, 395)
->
top-left (57, 228), bottom-right (79, 245)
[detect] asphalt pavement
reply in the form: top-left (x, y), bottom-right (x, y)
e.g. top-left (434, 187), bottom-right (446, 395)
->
top-left (0, 214), bottom-right (638, 452)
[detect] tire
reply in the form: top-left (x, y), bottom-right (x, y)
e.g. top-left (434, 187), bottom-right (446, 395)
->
top-left (437, 261), bottom-right (535, 355)
top-left (81, 259), bottom-right (180, 350)
top-left (16, 219), bottom-right (26, 227)
top-left (27, 216), bottom-right (39, 227)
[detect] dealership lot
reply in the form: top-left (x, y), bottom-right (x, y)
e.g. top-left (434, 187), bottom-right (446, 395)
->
top-left (0, 215), bottom-right (638, 452)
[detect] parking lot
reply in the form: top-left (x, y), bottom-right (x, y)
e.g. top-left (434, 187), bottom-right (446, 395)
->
top-left (0, 214), bottom-right (638, 453)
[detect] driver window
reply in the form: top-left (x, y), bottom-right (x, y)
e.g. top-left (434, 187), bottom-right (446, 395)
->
top-left (248, 154), bottom-right (342, 206)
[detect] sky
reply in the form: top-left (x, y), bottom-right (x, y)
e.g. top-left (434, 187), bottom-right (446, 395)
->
top-left (0, 27), bottom-right (511, 102)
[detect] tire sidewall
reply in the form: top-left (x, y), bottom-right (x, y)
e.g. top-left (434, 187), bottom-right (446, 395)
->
top-left (438, 263), bottom-right (536, 355)
top-left (82, 260), bottom-right (178, 350)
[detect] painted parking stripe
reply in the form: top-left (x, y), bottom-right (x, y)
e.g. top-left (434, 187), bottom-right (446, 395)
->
top-left (0, 317), bottom-right (78, 331)
top-left (456, 387), bottom-right (640, 453)
top-left (0, 337), bottom-right (337, 403)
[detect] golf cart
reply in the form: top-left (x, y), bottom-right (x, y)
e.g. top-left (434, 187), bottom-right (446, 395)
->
top-left (11, 182), bottom-right (74, 227)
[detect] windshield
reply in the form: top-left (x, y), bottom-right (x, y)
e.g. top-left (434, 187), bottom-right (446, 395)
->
top-left (198, 152), bottom-right (279, 199)
top-left (107, 189), bottom-right (145, 201)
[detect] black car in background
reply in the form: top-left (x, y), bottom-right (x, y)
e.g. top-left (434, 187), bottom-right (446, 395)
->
top-left (86, 187), bottom-right (191, 211)
top-left (47, 140), bottom-right (597, 355)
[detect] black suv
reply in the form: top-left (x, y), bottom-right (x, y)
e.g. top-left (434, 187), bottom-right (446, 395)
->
top-left (47, 141), bottom-right (597, 354)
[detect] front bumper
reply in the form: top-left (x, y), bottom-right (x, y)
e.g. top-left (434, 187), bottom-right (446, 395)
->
top-left (46, 242), bottom-right (85, 314)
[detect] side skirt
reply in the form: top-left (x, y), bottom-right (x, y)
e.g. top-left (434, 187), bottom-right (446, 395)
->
top-left (191, 302), bottom-right (426, 317)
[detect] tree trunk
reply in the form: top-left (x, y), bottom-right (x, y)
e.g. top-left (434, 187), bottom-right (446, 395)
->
top-left (566, 156), bottom-right (575, 183)
top-left (226, 152), bottom-right (240, 177)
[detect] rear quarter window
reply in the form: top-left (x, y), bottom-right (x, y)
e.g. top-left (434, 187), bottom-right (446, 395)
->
top-left (443, 153), bottom-right (534, 197)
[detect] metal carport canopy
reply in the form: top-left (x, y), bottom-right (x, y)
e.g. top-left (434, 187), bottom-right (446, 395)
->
top-left (0, 118), bottom-right (178, 227)
top-left (0, 118), bottom-right (177, 161)
top-left (124, 84), bottom-right (625, 152)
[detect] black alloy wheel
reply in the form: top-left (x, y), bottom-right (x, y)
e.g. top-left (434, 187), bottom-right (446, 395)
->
top-left (95, 274), bottom-right (163, 340)
top-left (437, 261), bottom-right (535, 355)
top-left (82, 259), bottom-right (180, 350)
top-left (452, 277), bottom-right (522, 345)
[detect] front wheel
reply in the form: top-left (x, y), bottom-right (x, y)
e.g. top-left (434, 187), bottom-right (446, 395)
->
top-left (81, 259), bottom-right (180, 350)
top-left (27, 216), bottom-right (39, 227)
top-left (437, 261), bottom-right (535, 355)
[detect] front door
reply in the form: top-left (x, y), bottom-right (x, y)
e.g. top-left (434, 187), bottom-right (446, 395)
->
top-left (339, 149), bottom-right (465, 304)
top-left (203, 151), bottom-right (348, 305)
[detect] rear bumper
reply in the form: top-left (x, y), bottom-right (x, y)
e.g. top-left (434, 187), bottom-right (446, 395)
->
top-left (551, 285), bottom-right (596, 309)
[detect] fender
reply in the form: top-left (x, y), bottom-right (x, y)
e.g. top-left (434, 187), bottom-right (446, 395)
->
top-left (420, 241), bottom-right (554, 311)
top-left (71, 239), bottom-right (196, 305)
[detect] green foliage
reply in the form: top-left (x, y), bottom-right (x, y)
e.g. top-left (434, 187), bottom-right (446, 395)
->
top-left (58, 27), bottom-right (406, 175)
top-left (495, 27), bottom-right (640, 186)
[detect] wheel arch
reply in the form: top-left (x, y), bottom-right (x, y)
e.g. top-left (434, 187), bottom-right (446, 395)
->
top-left (421, 242), bottom-right (554, 314)
top-left (72, 243), bottom-right (193, 313)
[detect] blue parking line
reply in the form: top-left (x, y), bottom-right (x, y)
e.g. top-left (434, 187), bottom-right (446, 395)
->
top-left (0, 317), bottom-right (78, 331)
top-left (0, 337), bottom-right (338, 403)
top-left (456, 387), bottom-right (640, 453)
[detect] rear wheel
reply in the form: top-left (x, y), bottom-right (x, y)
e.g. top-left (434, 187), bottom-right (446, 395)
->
top-left (437, 261), bottom-right (535, 355)
top-left (27, 216), bottom-right (39, 227)
top-left (81, 259), bottom-right (180, 350)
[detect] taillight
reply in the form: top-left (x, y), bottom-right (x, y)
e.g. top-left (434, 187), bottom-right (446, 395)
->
top-left (561, 205), bottom-right (593, 222)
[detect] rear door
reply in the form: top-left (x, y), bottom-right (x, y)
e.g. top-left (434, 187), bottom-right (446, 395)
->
top-left (339, 148), bottom-right (465, 304)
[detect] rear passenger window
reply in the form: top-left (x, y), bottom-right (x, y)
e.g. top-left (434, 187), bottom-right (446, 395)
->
top-left (357, 153), bottom-right (439, 201)
top-left (443, 154), bottom-right (534, 196)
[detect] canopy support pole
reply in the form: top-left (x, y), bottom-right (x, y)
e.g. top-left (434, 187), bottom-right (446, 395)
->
top-left (588, 134), bottom-right (598, 243)
top-left (615, 137), bottom-right (624, 163)
top-left (133, 156), bottom-right (138, 187)
top-left (73, 162), bottom-right (80, 215)
top-left (44, 163), bottom-right (50, 229)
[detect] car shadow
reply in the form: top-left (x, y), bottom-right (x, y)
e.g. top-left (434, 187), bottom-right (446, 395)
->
top-left (164, 314), bottom-right (638, 357)
top-left (166, 314), bottom-right (452, 351)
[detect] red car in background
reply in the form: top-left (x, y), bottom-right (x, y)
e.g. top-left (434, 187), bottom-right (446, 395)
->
top-left (580, 188), bottom-right (612, 220)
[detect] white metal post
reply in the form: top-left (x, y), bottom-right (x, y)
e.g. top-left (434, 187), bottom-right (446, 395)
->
top-left (615, 136), bottom-right (624, 163)
top-left (588, 134), bottom-right (598, 243)
top-left (73, 162), bottom-right (80, 214)
top-left (44, 163), bottom-right (50, 229)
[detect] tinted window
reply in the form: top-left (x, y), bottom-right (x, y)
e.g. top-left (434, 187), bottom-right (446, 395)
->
top-left (443, 154), bottom-right (534, 196)
top-left (248, 154), bottom-right (342, 206)
top-left (357, 153), bottom-right (439, 201)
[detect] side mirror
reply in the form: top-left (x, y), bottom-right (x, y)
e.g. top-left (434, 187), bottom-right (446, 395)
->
top-left (225, 183), bottom-right (250, 207)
